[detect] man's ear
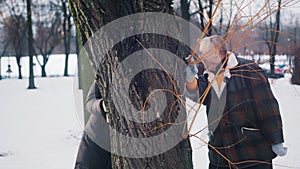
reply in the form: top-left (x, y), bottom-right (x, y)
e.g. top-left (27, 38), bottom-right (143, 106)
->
top-left (217, 49), bottom-right (225, 60)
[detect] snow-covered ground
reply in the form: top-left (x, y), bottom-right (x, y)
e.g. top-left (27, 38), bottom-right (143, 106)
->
top-left (0, 77), bottom-right (84, 169)
top-left (0, 55), bottom-right (300, 168)
top-left (0, 54), bottom-right (84, 169)
top-left (0, 54), bottom-right (78, 78)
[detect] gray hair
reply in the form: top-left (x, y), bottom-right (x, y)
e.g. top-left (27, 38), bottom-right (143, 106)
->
top-left (199, 35), bottom-right (228, 58)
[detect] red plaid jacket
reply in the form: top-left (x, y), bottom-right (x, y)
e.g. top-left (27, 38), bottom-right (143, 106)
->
top-left (197, 57), bottom-right (284, 168)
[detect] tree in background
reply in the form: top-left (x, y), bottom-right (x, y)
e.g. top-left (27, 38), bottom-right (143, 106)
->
top-left (26, 0), bottom-right (36, 89)
top-left (0, 0), bottom-right (27, 79)
top-left (61, 0), bottom-right (72, 77)
top-left (180, 0), bottom-right (190, 22)
top-left (69, 0), bottom-right (193, 168)
top-left (261, 0), bottom-right (282, 77)
top-left (0, 0), bottom-right (36, 87)
top-left (189, 0), bottom-right (215, 36)
top-left (0, 41), bottom-right (9, 80)
top-left (33, 1), bottom-right (62, 77)
top-left (292, 45), bottom-right (300, 84)
top-left (287, 14), bottom-right (300, 84)
top-left (0, 0), bottom-right (3, 80)
top-left (3, 15), bottom-right (27, 79)
top-left (175, 0), bottom-right (236, 38)
top-left (0, 23), bottom-right (9, 80)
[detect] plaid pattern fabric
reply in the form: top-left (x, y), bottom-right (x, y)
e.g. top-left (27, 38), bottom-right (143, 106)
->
top-left (198, 57), bottom-right (284, 168)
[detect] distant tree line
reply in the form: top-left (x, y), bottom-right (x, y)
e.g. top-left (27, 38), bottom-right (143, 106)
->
top-left (0, 0), bottom-right (76, 82)
top-left (174, 0), bottom-right (299, 83)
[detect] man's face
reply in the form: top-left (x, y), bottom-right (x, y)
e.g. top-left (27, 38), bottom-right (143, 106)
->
top-left (198, 50), bottom-right (222, 71)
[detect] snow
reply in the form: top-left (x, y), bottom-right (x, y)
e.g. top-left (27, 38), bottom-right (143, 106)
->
top-left (0, 54), bottom-right (84, 169)
top-left (0, 77), bottom-right (84, 169)
top-left (0, 54), bottom-right (78, 78)
top-left (0, 55), bottom-right (300, 168)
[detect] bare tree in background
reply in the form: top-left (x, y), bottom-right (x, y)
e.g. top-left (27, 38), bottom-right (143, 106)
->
top-left (182, 0), bottom-right (235, 36)
top-left (193, 0), bottom-right (215, 36)
top-left (26, 0), bottom-right (36, 89)
top-left (0, 3), bottom-right (8, 80)
top-left (262, 0), bottom-right (282, 77)
top-left (61, 0), bottom-right (72, 76)
top-left (291, 17), bottom-right (300, 84)
top-left (33, 1), bottom-right (62, 77)
top-left (0, 40), bottom-right (9, 80)
top-left (0, 0), bottom-right (27, 79)
top-left (3, 15), bottom-right (27, 79)
top-left (292, 45), bottom-right (300, 84)
top-left (0, 0), bottom-right (35, 86)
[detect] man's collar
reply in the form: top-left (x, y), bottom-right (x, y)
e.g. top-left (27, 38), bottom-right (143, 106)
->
top-left (223, 52), bottom-right (238, 79)
top-left (226, 52), bottom-right (238, 69)
top-left (204, 52), bottom-right (238, 79)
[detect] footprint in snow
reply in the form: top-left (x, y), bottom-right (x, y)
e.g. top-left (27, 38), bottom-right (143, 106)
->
top-left (0, 151), bottom-right (13, 158)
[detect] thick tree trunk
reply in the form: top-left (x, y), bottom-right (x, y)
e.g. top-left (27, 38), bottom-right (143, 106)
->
top-left (69, 0), bottom-right (193, 169)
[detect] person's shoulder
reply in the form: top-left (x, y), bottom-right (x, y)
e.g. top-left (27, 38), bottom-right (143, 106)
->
top-left (235, 57), bottom-right (267, 81)
top-left (236, 57), bottom-right (255, 65)
top-left (235, 57), bottom-right (260, 70)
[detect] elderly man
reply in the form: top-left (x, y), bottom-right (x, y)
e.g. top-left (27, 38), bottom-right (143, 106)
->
top-left (186, 35), bottom-right (287, 169)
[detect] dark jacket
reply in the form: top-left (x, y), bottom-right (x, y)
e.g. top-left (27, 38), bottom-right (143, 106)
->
top-left (197, 57), bottom-right (284, 168)
top-left (75, 81), bottom-right (112, 169)
top-left (84, 81), bottom-right (111, 157)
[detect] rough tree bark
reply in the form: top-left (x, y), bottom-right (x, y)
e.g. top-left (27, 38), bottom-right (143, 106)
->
top-left (69, 0), bottom-right (193, 168)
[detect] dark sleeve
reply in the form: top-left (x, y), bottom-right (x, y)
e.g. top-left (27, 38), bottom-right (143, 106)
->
top-left (197, 74), bottom-right (209, 105)
top-left (248, 66), bottom-right (284, 144)
top-left (85, 81), bottom-right (103, 115)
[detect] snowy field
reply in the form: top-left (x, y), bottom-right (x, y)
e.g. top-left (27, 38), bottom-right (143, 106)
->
top-left (1, 55), bottom-right (300, 168)
top-left (0, 77), bottom-right (84, 169)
